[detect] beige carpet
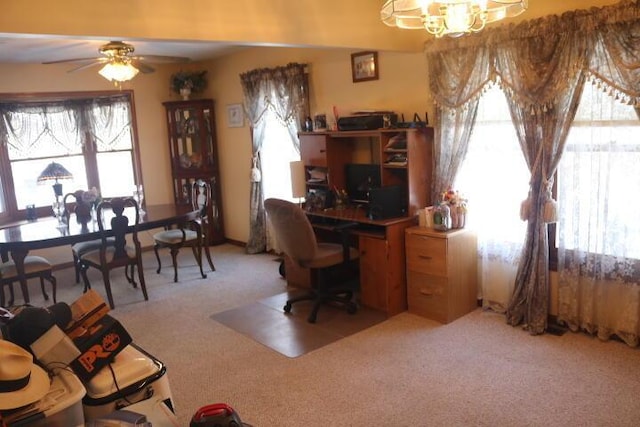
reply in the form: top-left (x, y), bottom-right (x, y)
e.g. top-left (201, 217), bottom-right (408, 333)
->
top-left (22, 244), bottom-right (640, 427)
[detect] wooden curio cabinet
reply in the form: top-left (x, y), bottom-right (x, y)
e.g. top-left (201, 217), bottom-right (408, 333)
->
top-left (163, 99), bottom-right (224, 245)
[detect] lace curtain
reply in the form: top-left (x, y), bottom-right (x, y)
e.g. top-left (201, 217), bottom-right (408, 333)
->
top-left (425, 0), bottom-right (640, 336)
top-left (0, 95), bottom-right (131, 157)
top-left (86, 99), bottom-right (133, 151)
top-left (557, 86), bottom-right (640, 346)
top-left (239, 63), bottom-right (309, 254)
top-left (0, 104), bottom-right (82, 158)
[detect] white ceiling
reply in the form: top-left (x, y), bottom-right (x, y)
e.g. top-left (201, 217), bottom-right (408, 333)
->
top-left (0, 35), bottom-right (244, 64)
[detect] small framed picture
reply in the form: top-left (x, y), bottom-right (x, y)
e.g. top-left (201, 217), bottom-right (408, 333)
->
top-left (351, 51), bottom-right (379, 83)
top-left (226, 104), bottom-right (244, 127)
top-left (313, 114), bottom-right (327, 132)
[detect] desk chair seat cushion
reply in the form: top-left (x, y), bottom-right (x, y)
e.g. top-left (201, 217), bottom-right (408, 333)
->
top-left (0, 256), bottom-right (53, 277)
top-left (72, 237), bottom-right (116, 255)
top-left (303, 243), bottom-right (359, 269)
top-left (81, 246), bottom-right (137, 264)
top-left (152, 229), bottom-right (198, 244)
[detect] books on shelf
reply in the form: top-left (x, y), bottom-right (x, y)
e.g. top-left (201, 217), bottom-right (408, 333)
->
top-left (384, 153), bottom-right (407, 166)
top-left (384, 134), bottom-right (407, 150)
top-left (306, 167), bottom-right (327, 184)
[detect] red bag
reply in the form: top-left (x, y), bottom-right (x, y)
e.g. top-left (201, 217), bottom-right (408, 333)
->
top-left (190, 403), bottom-right (250, 427)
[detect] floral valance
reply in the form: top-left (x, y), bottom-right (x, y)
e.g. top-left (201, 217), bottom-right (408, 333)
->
top-left (239, 62), bottom-right (309, 128)
top-left (426, 0), bottom-right (640, 113)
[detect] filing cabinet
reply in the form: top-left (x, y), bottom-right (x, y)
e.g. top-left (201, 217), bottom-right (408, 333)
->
top-left (405, 226), bottom-right (478, 323)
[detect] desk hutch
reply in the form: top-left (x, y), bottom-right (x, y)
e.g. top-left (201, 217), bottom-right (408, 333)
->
top-left (299, 128), bottom-right (434, 216)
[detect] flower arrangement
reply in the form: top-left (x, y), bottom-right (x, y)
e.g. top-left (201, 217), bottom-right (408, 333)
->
top-left (81, 187), bottom-right (101, 208)
top-left (441, 188), bottom-right (468, 229)
top-left (170, 70), bottom-right (208, 94)
top-left (442, 188), bottom-right (467, 208)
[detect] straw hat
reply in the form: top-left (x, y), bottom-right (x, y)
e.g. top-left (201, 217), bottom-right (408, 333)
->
top-left (0, 340), bottom-right (50, 410)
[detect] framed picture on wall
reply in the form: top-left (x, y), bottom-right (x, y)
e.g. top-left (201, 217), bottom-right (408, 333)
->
top-left (227, 104), bottom-right (244, 127)
top-left (351, 51), bottom-right (379, 83)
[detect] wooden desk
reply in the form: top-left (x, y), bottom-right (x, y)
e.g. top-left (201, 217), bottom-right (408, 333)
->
top-left (286, 207), bottom-right (416, 315)
top-left (0, 204), bottom-right (199, 303)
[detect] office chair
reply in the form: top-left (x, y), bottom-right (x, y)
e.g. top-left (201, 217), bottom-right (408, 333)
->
top-left (0, 256), bottom-right (57, 307)
top-left (152, 179), bottom-right (215, 282)
top-left (264, 198), bottom-right (359, 323)
top-left (78, 197), bottom-right (147, 309)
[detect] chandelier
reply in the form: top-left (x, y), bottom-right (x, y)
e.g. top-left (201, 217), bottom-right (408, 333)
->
top-left (381, 0), bottom-right (528, 38)
top-left (98, 58), bottom-right (139, 83)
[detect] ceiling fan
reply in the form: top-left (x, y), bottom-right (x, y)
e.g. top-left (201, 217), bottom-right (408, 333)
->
top-left (43, 40), bottom-right (190, 83)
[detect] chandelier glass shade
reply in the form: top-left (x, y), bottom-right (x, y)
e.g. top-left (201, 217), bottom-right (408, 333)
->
top-left (98, 59), bottom-right (139, 82)
top-left (381, 0), bottom-right (528, 38)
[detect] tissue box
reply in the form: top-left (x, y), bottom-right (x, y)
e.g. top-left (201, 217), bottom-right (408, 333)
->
top-left (30, 325), bottom-right (81, 368)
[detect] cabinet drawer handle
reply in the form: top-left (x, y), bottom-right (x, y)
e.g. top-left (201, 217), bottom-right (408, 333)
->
top-left (418, 255), bottom-right (432, 260)
top-left (419, 289), bottom-right (434, 296)
top-left (319, 149), bottom-right (326, 153)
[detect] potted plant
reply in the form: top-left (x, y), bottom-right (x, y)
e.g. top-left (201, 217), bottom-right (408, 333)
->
top-left (170, 70), bottom-right (208, 100)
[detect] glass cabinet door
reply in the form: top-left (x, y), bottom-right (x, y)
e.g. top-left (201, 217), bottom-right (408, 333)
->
top-left (163, 99), bottom-right (224, 244)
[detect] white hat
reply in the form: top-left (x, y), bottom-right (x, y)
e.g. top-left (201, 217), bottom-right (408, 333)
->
top-left (0, 340), bottom-right (50, 410)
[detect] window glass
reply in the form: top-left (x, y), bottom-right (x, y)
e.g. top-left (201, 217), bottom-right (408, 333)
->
top-left (558, 84), bottom-right (640, 258)
top-left (261, 110), bottom-right (299, 202)
top-left (97, 152), bottom-right (135, 198)
top-left (0, 93), bottom-right (140, 220)
top-left (456, 85), bottom-right (529, 246)
top-left (14, 156), bottom-right (88, 209)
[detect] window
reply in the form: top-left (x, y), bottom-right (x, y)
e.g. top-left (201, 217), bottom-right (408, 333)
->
top-left (0, 92), bottom-right (141, 223)
top-left (456, 85), bottom-right (529, 251)
top-left (556, 83), bottom-right (640, 262)
top-left (455, 85), bottom-right (529, 311)
top-left (260, 110), bottom-right (300, 203)
top-left (260, 109), bottom-right (301, 252)
top-left (458, 83), bottom-right (640, 274)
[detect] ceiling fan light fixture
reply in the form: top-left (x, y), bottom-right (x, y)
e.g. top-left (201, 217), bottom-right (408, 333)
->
top-left (98, 60), bottom-right (139, 83)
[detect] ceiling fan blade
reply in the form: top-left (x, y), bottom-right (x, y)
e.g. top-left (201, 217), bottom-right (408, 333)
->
top-left (67, 59), bottom-right (109, 73)
top-left (43, 57), bottom-right (102, 65)
top-left (133, 54), bottom-right (190, 64)
top-left (130, 59), bottom-right (155, 74)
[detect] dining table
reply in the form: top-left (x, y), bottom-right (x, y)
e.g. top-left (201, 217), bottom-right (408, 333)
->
top-left (0, 203), bottom-right (200, 303)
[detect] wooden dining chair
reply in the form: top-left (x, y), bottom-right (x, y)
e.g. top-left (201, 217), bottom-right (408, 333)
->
top-left (0, 256), bottom-right (57, 307)
top-left (63, 191), bottom-right (115, 284)
top-left (152, 179), bottom-right (215, 282)
top-left (78, 197), bottom-right (147, 309)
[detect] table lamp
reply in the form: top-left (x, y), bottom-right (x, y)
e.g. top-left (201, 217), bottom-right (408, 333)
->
top-left (290, 160), bottom-right (306, 207)
top-left (37, 161), bottom-right (73, 200)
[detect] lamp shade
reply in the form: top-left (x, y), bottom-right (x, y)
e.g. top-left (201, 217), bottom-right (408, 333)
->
top-left (37, 162), bottom-right (73, 183)
top-left (290, 160), bottom-right (306, 199)
top-left (98, 61), bottom-right (139, 83)
top-left (37, 162), bottom-right (73, 197)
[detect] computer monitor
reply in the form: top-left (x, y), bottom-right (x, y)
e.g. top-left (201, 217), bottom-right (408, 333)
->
top-left (345, 163), bottom-right (381, 204)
